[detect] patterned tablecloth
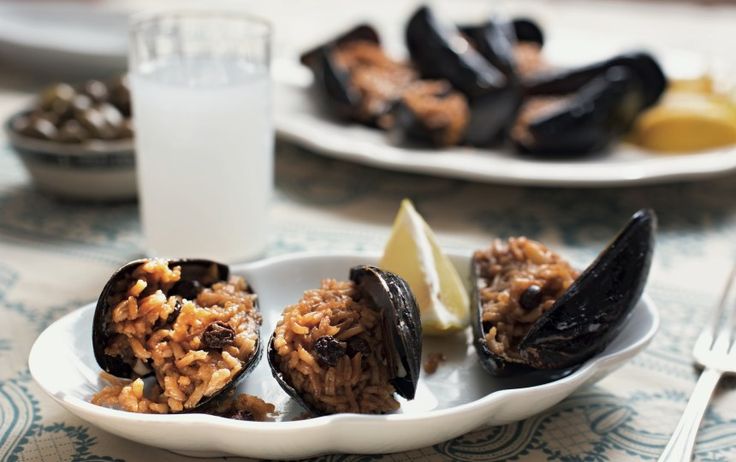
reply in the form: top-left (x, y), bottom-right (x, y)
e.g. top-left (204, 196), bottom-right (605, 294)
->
top-left (2, 1), bottom-right (736, 460)
top-left (1, 138), bottom-right (736, 461)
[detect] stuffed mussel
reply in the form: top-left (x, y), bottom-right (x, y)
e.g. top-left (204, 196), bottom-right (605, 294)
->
top-left (91, 259), bottom-right (262, 413)
top-left (472, 209), bottom-right (655, 376)
top-left (268, 265), bottom-right (421, 415)
top-left (301, 25), bottom-right (417, 126)
top-left (405, 6), bottom-right (522, 146)
top-left (390, 80), bottom-right (470, 146)
top-left (524, 52), bottom-right (666, 106)
top-left (459, 17), bottom-right (547, 79)
top-left (512, 53), bottom-right (666, 155)
top-left (302, 23), bottom-right (470, 147)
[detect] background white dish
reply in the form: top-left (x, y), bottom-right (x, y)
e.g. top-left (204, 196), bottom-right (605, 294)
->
top-left (2, 1), bottom-right (733, 187)
top-left (274, 81), bottom-right (736, 188)
top-left (0, 1), bottom-right (128, 78)
top-left (29, 252), bottom-right (658, 459)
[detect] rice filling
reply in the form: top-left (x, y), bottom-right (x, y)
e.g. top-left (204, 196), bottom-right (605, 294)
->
top-left (331, 41), bottom-right (417, 122)
top-left (272, 279), bottom-right (399, 414)
top-left (473, 238), bottom-right (579, 362)
top-left (91, 259), bottom-right (261, 413)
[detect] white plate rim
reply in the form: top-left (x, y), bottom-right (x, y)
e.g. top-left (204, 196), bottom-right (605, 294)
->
top-left (275, 117), bottom-right (736, 188)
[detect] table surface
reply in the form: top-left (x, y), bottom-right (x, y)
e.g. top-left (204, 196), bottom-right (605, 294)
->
top-left (1, 1), bottom-right (736, 461)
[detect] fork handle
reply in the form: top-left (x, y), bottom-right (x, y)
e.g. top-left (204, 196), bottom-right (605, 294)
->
top-left (658, 367), bottom-right (722, 462)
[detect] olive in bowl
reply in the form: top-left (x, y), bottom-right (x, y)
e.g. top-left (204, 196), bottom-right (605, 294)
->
top-left (5, 77), bottom-right (136, 201)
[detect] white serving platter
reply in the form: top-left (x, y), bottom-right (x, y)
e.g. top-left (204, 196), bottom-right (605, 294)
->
top-left (274, 81), bottom-right (736, 188)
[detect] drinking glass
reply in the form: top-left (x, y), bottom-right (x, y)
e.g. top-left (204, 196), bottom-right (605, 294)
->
top-left (129, 10), bottom-right (272, 262)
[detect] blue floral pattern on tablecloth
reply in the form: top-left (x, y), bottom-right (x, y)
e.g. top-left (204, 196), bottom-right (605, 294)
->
top-left (1, 141), bottom-right (736, 461)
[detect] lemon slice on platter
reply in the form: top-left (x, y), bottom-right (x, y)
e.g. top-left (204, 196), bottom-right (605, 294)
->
top-left (632, 91), bottom-right (736, 153)
top-left (379, 199), bottom-right (469, 335)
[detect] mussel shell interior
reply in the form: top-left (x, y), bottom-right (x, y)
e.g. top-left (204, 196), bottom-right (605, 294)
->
top-left (267, 333), bottom-right (317, 414)
top-left (350, 265), bottom-right (422, 400)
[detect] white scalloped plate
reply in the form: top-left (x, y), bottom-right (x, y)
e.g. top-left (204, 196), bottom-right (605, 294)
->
top-left (29, 252), bottom-right (658, 459)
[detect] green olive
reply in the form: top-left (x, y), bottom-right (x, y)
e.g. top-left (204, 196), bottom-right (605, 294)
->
top-left (39, 83), bottom-right (76, 116)
top-left (82, 80), bottom-right (109, 103)
top-left (97, 102), bottom-right (123, 129)
top-left (57, 119), bottom-right (90, 143)
top-left (117, 118), bottom-right (134, 139)
top-left (71, 94), bottom-right (93, 116)
top-left (25, 116), bottom-right (58, 140)
top-left (108, 75), bottom-right (131, 116)
top-left (77, 107), bottom-right (109, 138)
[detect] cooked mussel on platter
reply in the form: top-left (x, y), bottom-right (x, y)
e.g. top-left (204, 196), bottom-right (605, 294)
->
top-left (405, 6), bottom-right (522, 146)
top-left (300, 24), bottom-right (412, 126)
top-left (91, 258), bottom-right (262, 413)
top-left (301, 21), bottom-right (470, 146)
top-left (268, 265), bottom-right (422, 415)
top-left (471, 209), bottom-right (656, 376)
top-left (301, 5), bottom-right (668, 155)
top-left (513, 53), bottom-right (666, 155)
top-left (459, 16), bottom-right (546, 79)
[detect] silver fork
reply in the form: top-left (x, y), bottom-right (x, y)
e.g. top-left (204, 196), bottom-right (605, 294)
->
top-left (658, 265), bottom-right (736, 462)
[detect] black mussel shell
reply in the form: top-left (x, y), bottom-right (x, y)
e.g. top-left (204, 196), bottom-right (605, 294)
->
top-left (406, 6), bottom-right (506, 99)
top-left (464, 89), bottom-right (523, 147)
top-left (459, 17), bottom-right (544, 75)
top-left (301, 25), bottom-right (380, 68)
top-left (389, 81), bottom-right (469, 147)
top-left (300, 25), bottom-right (383, 123)
top-left (472, 209), bottom-right (656, 376)
top-left (459, 18), bottom-right (518, 78)
top-left (267, 341), bottom-right (313, 413)
top-left (512, 18), bottom-right (544, 47)
top-left (524, 52), bottom-right (666, 108)
top-left (350, 265), bottom-right (422, 400)
top-left (471, 258), bottom-right (542, 377)
top-left (520, 209), bottom-right (655, 368)
top-left (92, 258), bottom-right (262, 411)
top-left (406, 6), bottom-right (522, 146)
top-left (513, 66), bottom-right (645, 155)
top-left (267, 265), bottom-right (422, 415)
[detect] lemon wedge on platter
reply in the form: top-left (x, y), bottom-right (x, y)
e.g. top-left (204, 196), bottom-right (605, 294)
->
top-left (630, 76), bottom-right (736, 153)
top-left (632, 92), bottom-right (736, 153)
top-left (379, 199), bottom-right (469, 335)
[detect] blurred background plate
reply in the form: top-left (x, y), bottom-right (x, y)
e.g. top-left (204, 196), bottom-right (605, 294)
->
top-left (274, 76), bottom-right (736, 188)
top-left (0, 1), bottom-right (128, 79)
top-left (4, 0), bottom-right (735, 187)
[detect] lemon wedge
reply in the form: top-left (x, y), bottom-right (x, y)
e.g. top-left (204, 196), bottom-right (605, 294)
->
top-left (379, 199), bottom-right (469, 335)
top-left (633, 92), bottom-right (736, 153)
top-left (668, 76), bottom-right (714, 94)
